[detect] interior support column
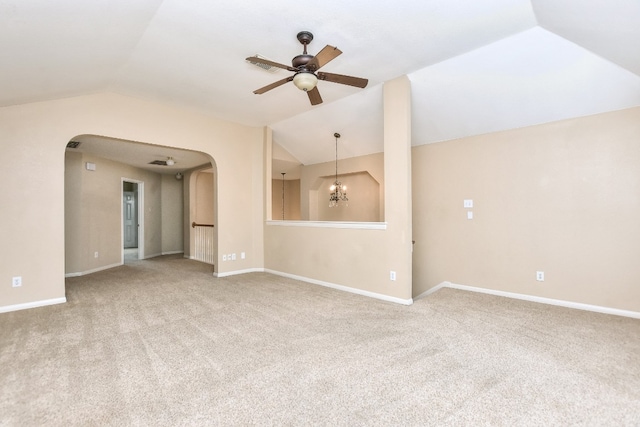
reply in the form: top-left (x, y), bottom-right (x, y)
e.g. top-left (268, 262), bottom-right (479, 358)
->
top-left (383, 75), bottom-right (413, 301)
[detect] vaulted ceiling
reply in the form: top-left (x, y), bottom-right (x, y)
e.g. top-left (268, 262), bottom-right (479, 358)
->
top-left (2, 0), bottom-right (639, 170)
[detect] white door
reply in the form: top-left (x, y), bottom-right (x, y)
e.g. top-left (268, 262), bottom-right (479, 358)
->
top-left (123, 191), bottom-right (138, 248)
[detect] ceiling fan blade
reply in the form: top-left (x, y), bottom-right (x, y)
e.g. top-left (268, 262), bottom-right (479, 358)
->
top-left (253, 76), bottom-right (294, 94)
top-left (305, 45), bottom-right (342, 71)
top-left (307, 87), bottom-right (323, 105)
top-left (318, 71), bottom-right (368, 88)
top-left (246, 56), bottom-right (296, 72)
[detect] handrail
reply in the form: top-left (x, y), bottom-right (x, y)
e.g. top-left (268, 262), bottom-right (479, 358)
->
top-left (192, 222), bottom-right (214, 228)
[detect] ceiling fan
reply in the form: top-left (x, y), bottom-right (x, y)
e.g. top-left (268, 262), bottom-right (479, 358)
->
top-left (246, 31), bottom-right (368, 106)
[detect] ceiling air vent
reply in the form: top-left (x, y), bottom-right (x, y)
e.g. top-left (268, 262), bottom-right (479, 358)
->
top-left (66, 141), bottom-right (81, 149)
top-left (149, 160), bottom-right (167, 165)
top-left (246, 54), bottom-right (280, 73)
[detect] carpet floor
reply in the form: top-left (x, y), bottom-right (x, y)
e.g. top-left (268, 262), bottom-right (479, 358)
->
top-left (1, 255), bottom-right (639, 426)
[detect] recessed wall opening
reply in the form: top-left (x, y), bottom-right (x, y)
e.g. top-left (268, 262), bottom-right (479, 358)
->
top-left (271, 140), bottom-right (385, 222)
top-left (64, 134), bottom-right (215, 278)
top-left (310, 171), bottom-right (381, 221)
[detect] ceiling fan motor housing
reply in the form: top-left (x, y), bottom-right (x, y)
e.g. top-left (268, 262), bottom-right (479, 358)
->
top-left (292, 54), bottom-right (313, 69)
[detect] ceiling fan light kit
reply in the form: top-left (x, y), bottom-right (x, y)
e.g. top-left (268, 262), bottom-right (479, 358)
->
top-left (246, 31), bottom-right (368, 105)
top-left (293, 72), bottom-right (318, 91)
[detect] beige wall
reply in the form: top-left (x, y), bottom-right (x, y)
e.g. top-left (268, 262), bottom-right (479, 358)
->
top-left (271, 179), bottom-right (301, 220)
top-left (315, 172), bottom-right (380, 222)
top-left (300, 152), bottom-right (384, 221)
top-left (195, 171), bottom-right (214, 225)
top-left (5, 83), bottom-right (637, 314)
top-left (64, 151), bottom-right (84, 274)
top-left (0, 92), bottom-right (264, 309)
top-left (161, 174), bottom-right (184, 254)
top-left (412, 107), bottom-right (640, 312)
top-left (65, 150), bottom-right (163, 274)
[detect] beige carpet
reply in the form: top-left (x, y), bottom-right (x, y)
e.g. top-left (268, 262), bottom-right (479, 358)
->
top-left (1, 255), bottom-right (639, 426)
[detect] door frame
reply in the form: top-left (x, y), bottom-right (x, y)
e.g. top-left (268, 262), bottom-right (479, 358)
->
top-left (121, 178), bottom-right (145, 263)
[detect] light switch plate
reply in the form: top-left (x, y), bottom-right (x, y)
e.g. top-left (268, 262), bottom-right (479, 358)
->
top-left (464, 199), bottom-right (473, 208)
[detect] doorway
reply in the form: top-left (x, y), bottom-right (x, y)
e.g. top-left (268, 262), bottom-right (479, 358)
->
top-left (122, 179), bottom-right (144, 263)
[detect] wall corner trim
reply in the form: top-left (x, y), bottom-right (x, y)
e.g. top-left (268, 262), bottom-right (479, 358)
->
top-left (0, 297), bottom-right (67, 314)
top-left (65, 262), bottom-right (123, 278)
top-left (415, 281), bottom-right (640, 319)
top-left (265, 269), bottom-right (413, 305)
top-left (143, 252), bottom-right (163, 259)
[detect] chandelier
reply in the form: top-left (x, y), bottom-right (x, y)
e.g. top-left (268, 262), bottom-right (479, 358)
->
top-left (281, 172), bottom-right (286, 220)
top-left (329, 132), bottom-right (348, 207)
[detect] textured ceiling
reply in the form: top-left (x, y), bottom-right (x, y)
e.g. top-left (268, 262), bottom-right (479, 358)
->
top-left (2, 0), bottom-right (639, 173)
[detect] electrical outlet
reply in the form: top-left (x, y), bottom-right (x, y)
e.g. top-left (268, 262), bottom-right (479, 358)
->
top-left (464, 199), bottom-right (473, 208)
top-left (231, 253), bottom-right (236, 261)
top-left (222, 254), bottom-right (227, 261)
top-left (94, 252), bottom-right (99, 258)
top-left (390, 271), bottom-right (396, 281)
top-left (12, 276), bottom-right (22, 287)
top-left (241, 252), bottom-right (245, 259)
top-left (536, 271), bottom-right (544, 281)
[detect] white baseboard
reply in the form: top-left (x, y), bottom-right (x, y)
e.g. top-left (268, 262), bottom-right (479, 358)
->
top-left (0, 297), bottom-right (67, 314)
top-left (161, 251), bottom-right (183, 256)
top-left (265, 269), bottom-right (413, 306)
top-left (143, 252), bottom-right (162, 259)
top-left (214, 268), bottom-right (265, 278)
top-left (65, 262), bottom-right (122, 278)
top-left (416, 281), bottom-right (640, 319)
top-left (413, 281), bottom-right (450, 300)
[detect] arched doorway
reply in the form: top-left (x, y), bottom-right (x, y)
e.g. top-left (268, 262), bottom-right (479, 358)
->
top-left (64, 134), bottom-right (215, 277)
top-left (187, 166), bottom-right (217, 267)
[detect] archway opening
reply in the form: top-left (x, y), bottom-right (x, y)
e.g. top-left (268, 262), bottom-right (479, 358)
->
top-left (64, 134), bottom-right (215, 278)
